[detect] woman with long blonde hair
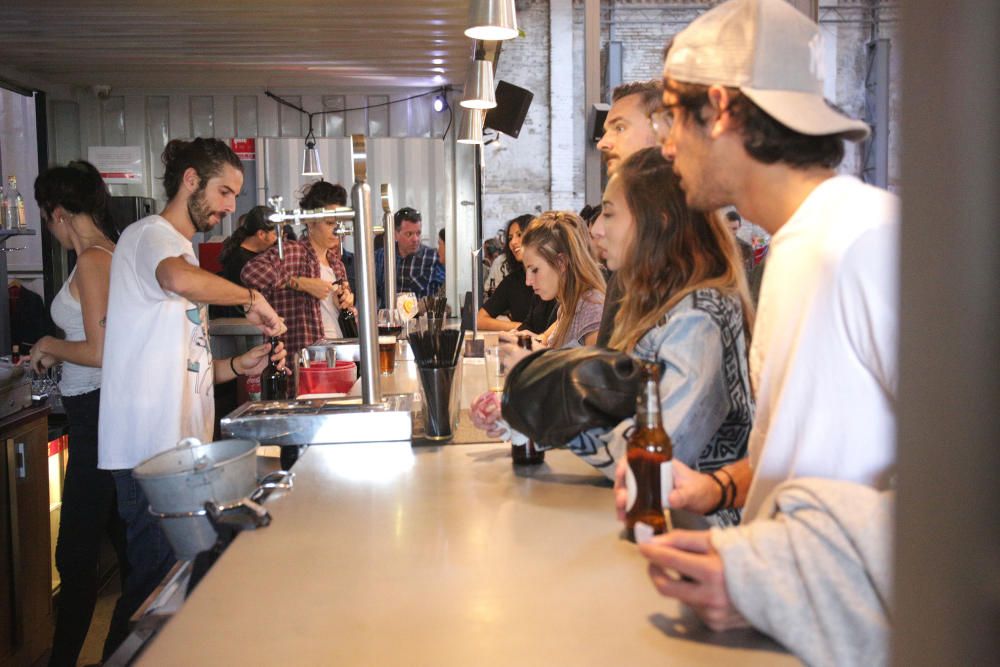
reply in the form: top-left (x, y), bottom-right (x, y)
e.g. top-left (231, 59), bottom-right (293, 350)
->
top-left (520, 210), bottom-right (606, 348)
top-left (469, 211), bottom-right (606, 441)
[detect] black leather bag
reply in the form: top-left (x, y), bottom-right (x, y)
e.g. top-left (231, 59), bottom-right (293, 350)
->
top-left (501, 347), bottom-right (644, 448)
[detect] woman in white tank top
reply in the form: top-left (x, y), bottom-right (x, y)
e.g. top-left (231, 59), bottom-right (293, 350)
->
top-left (29, 161), bottom-right (126, 666)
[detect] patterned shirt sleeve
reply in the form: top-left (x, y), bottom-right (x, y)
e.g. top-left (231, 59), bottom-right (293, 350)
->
top-left (429, 254), bottom-right (445, 295)
top-left (241, 246), bottom-right (288, 302)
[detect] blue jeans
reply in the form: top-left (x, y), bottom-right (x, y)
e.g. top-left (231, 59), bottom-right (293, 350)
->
top-left (102, 469), bottom-right (176, 659)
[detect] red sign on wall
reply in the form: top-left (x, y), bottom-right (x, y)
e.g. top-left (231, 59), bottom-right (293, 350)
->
top-left (230, 138), bottom-right (256, 161)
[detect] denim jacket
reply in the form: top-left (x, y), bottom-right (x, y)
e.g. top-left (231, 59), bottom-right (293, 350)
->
top-left (566, 289), bottom-right (753, 524)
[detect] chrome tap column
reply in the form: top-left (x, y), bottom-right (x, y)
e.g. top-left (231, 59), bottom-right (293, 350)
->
top-left (350, 135), bottom-right (381, 405)
top-left (380, 184), bottom-right (397, 313)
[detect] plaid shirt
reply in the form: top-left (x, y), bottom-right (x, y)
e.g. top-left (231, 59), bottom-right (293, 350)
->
top-left (374, 243), bottom-right (444, 307)
top-left (241, 240), bottom-right (347, 354)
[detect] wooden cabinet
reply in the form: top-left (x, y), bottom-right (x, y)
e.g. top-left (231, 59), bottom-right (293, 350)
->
top-left (0, 406), bottom-right (52, 667)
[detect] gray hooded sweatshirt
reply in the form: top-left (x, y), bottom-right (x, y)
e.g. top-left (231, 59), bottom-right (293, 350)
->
top-left (710, 478), bottom-right (893, 667)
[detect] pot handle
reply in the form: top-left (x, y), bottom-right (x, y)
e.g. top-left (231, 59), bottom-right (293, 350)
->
top-left (205, 497), bottom-right (271, 530)
top-left (250, 470), bottom-right (295, 503)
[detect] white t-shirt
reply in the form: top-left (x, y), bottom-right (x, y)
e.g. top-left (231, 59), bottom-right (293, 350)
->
top-left (743, 176), bottom-right (899, 520)
top-left (98, 215), bottom-right (214, 470)
top-left (318, 264), bottom-right (343, 339)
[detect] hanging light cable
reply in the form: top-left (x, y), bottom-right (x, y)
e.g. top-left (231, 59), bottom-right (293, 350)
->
top-left (302, 114), bottom-right (322, 177)
top-left (465, 0), bottom-right (518, 41)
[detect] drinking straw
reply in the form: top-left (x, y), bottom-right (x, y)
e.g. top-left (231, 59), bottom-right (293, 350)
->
top-left (451, 326), bottom-right (466, 366)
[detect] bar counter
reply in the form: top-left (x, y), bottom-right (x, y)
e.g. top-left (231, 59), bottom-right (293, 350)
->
top-left (138, 434), bottom-right (796, 664)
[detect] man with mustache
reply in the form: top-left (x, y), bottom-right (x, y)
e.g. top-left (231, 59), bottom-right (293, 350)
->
top-left (594, 80), bottom-right (662, 347)
top-left (98, 137), bottom-right (286, 657)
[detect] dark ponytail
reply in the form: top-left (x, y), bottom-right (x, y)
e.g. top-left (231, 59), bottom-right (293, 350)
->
top-left (219, 205), bottom-right (275, 264)
top-left (34, 160), bottom-right (119, 242)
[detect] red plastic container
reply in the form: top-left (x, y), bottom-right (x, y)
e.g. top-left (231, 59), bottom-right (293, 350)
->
top-left (297, 360), bottom-right (357, 396)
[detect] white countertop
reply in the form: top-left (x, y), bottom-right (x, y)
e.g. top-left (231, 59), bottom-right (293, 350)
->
top-left (138, 442), bottom-right (797, 666)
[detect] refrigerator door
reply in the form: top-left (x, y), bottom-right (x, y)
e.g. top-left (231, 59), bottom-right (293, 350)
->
top-left (109, 196), bottom-right (156, 233)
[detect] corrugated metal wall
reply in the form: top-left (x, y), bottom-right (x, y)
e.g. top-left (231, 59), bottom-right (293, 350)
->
top-left (48, 91), bottom-right (454, 204)
top-left (45, 90), bottom-right (473, 307)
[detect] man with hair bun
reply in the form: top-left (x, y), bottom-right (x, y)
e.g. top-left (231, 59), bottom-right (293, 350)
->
top-left (98, 137), bottom-right (287, 657)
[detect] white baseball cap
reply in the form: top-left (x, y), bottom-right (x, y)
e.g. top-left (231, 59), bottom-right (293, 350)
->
top-left (664, 0), bottom-right (870, 141)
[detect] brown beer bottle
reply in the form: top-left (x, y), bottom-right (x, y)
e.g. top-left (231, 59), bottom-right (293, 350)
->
top-left (624, 362), bottom-right (674, 543)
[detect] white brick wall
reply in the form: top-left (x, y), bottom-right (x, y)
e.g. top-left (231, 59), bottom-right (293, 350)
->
top-left (485, 0), bottom-right (902, 225)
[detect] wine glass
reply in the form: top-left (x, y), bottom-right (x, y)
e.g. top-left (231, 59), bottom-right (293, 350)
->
top-left (396, 291), bottom-right (418, 332)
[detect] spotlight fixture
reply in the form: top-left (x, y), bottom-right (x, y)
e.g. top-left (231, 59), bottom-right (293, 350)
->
top-left (457, 108), bottom-right (485, 144)
top-left (466, 0), bottom-right (518, 41)
top-left (301, 115), bottom-right (322, 176)
top-left (460, 59), bottom-right (496, 109)
top-left (433, 94), bottom-right (447, 112)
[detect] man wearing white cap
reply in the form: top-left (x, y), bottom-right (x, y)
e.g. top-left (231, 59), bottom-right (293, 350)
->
top-left (613, 0), bottom-right (898, 662)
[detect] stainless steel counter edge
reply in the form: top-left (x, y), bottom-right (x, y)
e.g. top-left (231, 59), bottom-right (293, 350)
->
top-left (137, 443), bottom-right (796, 666)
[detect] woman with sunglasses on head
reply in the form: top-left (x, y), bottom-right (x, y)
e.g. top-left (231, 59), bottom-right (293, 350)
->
top-left (242, 180), bottom-right (356, 358)
top-left (29, 161), bottom-right (128, 666)
top-left (211, 205), bottom-right (277, 318)
top-left (477, 213), bottom-right (559, 334)
top-left (219, 206), bottom-right (277, 284)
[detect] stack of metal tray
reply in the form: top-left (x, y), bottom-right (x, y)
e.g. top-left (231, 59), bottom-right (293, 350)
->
top-left (220, 394), bottom-right (412, 446)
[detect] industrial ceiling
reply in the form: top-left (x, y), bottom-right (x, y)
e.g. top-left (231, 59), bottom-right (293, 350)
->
top-left (0, 0), bottom-right (474, 92)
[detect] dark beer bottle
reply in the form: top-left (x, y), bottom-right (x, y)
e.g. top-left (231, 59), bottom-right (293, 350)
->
top-left (338, 308), bottom-right (359, 338)
top-left (260, 336), bottom-right (288, 401)
top-left (511, 433), bottom-right (544, 465)
top-left (335, 281), bottom-right (359, 338)
top-left (624, 362), bottom-right (674, 543)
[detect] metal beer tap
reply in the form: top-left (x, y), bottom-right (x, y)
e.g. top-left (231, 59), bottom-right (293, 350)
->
top-left (220, 136), bottom-right (412, 446)
top-left (379, 183), bottom-right (396, 313)
top-left (260, 136), bottom-right (388, 405)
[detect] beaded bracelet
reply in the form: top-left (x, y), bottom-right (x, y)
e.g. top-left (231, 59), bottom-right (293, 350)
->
top-left (229, 355), bottom-right (243, 377)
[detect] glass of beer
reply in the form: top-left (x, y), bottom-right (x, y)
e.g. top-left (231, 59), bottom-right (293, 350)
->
top-left (484, 344), bottom-right (506, 395)
top-left (377, 308), bottom-right (403, 375)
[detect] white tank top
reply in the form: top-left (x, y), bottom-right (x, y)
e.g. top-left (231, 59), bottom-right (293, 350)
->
top-left (49, 246), bottom-right (113, 396)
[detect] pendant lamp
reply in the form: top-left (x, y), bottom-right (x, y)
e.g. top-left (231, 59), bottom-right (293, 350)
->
top-left (460, 59), bottom-right (496, 109)
top-left (465, 0), bottom-right (518, 41)
top-left (302, 117), bottom-right (322, 176)
top-left (457, 108), bottom-right (485, 144)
